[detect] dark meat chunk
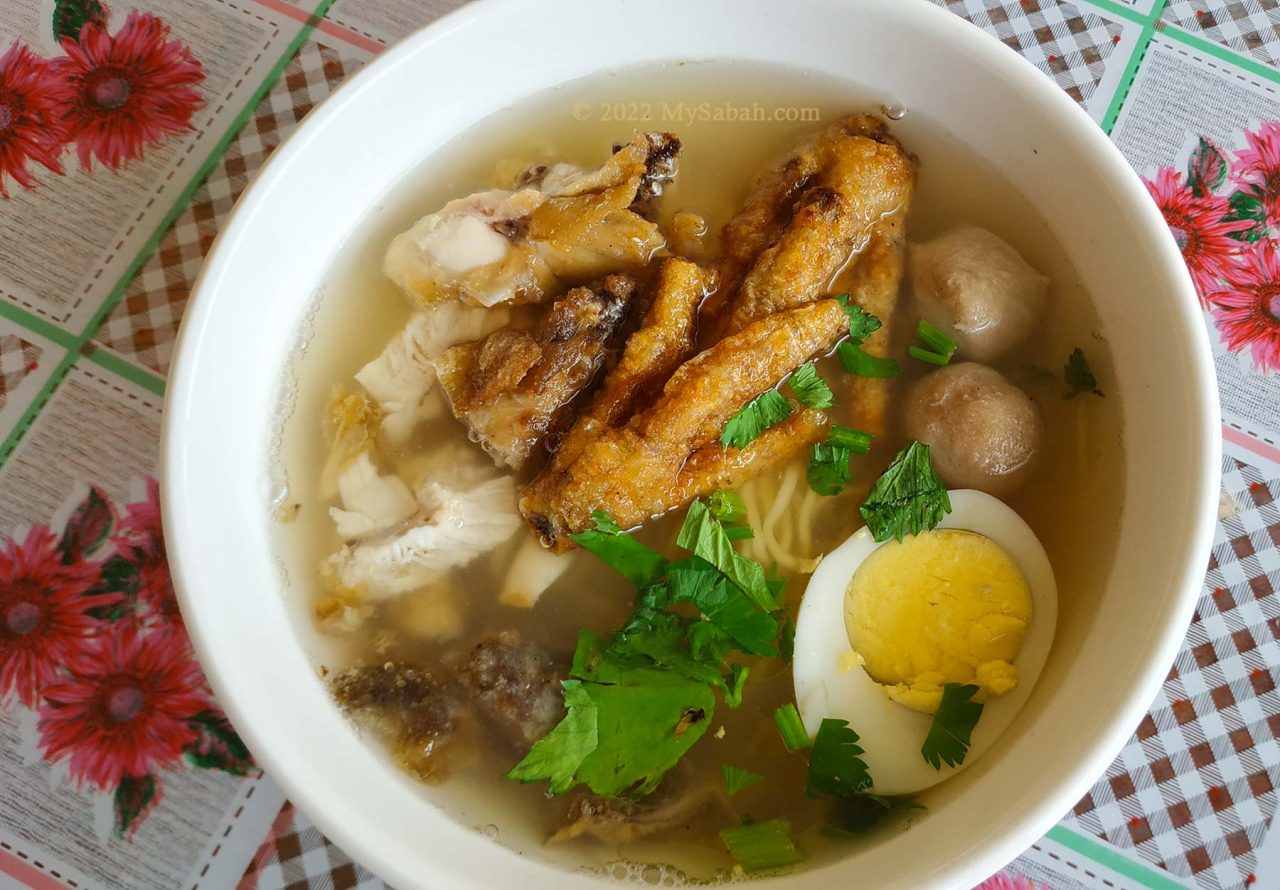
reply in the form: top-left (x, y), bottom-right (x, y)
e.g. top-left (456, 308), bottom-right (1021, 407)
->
top-left (432, 275), bottom-right (638, 470)
top-left (552, 769), bottom-right (728, 843)
top-left (453, 631), bottom-right (564, 746)
top-left (331, 662), bottom-right (467, 781)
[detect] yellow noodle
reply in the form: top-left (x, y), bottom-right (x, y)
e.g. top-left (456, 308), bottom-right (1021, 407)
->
top-left (797, 486), bottom-right (818, 556)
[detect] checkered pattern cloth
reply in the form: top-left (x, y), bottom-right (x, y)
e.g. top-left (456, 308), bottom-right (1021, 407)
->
top-left (1069, 458), bottom-right (1280, 889)
top-left (92, 41), bottom-right (366, 376)
top-left (929, 0), bottom-right (1124, 104)
top-left (1164, 1), bottom-right (1280, 70)
top-left (0, 333), bottom-right (42, 413)
top-left (238, 804), bottom-right (383, 890)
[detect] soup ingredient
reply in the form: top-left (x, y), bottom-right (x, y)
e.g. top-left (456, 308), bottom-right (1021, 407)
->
top-left (433, 275), bottom-right (637, 469)
top-left (331, 661), bottom-right (468, 780)
top-left (720, 389), bottom-right (792, 449)
top-left (843, 529), bottom-right (1031, 713)
top-left (499, 537), bottom-right (574, 608)
top-left (668, 210), bottom-right (709, 260)
top-left (831, 205), bottom-right (910, 435)
top-left (920, 683), bottom-right (983, 769)
top-left (905, 363), bottom-right (1042, 497)
top-left (1064, 346), bottom-right (1104, 397)
top-left (787, 363), bottom-right (835, 409)
top-left (806, 425), bottom-right (873, 496)
top-left (355, 304), bottom-right (510, 444)
top-left (722, 765), bottom-right (764, 796)
top-left (805, 718), bottom-right (871, 798)
top-left (719, 363), bottom-right (834, 448)
top-left (384, 132), bottom-right (678, 310)
top-left (324, 474), bottom-right (520, 597)
top-left (909, 319), bottom-right (959, 367)
top-left (319, 389), bottom-right (382, 497)
top-left (910, 225), bottom-right (1049, 363)
top-left (554, 769), bottom-right (727, 843)
top-left (793, 490), bottom-right (1058, 794)
top-left (773, 702), bottom-right (811, 752)
top-left (859, 441), bottom-right (951, 542)
top-left (454, 632), bottom-right (564, 746)
top-left (507, 662), bottom-right (716, 796)
top-left (330, 451), bottom-right (417, 540)
top-left (508, 502), bottom-right (782, 797)
top-left (834, 300), bottom-right (901, 383)
top-left (719, 818), bottom-right (805, 873)
top-left (521, 299), bottom-right (848, 550)
top-left (551, 257), bottom-right (714, 470)
top-left (712, 115), bottom-right (916, 339)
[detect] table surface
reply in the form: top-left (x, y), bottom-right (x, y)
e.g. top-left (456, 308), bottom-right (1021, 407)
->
top-left (1, 2), bottom-right (1278, 889)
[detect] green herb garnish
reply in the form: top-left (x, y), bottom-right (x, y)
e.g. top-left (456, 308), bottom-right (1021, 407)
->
top-left (779, 618), bottom-right (796, 663)
top-left (805, 718), bottom-right (872, 798)
top-left (667, 556), bottom-right (778, 657)
top-left (911, 320), bottom-right (957, 366)
top-left (773, 703), bottom-right (811, 751)
top-left (707, 489), bottom-right (747, 524)
top-left (835, 294), bottom-right (883, 343)
top-left (570, 510), bottom-right (667, 587)
top-left (859, 441), bottom-right (952, 542)
top-left (721, 389), bottom-right (792, 449)
top-left (720, 818), bottom-right (805, 872)
top-left (725, 664), bottom-right (750, 708)
top-left (806, 425), bottom-right (874, 496)
top-left (1064, 347), bottom-right (1104, 398)
top-left (807, 442), bottom-right (852, 496)
top-left (837, 341), bottom-right (901, 378)
top-left (921, 683), bottom-right (984, 770)
top-left (677, 500), bottom-right (776, 613)
top-left (829, 425), bottom-right (873, 453)
top-left (514, 506), bottom-right (784, 798)
top-left (723, 765), bottom-right (765, 797)
top-left (507, 669), bottom-right (714, 796)
top-left (787, 363), bottom-right (834, 409)
top-left (821, 794), bottom-right (923, 837)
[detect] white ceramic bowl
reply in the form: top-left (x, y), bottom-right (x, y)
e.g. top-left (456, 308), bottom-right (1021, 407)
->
top-left (162, 0), bottom-right (1221, 886)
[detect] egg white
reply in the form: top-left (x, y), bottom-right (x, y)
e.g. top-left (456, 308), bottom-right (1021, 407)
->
top-left (792, 489), bottom-right (1057, 795)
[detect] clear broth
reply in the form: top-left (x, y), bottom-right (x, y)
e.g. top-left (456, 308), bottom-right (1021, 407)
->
top-left (273, 60), bottom-right (1125, 880)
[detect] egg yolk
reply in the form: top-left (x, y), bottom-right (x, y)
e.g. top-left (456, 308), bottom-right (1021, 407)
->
top-left (843, 529), bottom-right (1031, 714)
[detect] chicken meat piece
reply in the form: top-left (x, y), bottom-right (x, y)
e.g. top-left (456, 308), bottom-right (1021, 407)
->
top-left (452, 631), bottom-right (565, 747)
top-left (432, 276), bottom-right (638, 470)
top-left (354, 304), bottom-right (511, 444)
top-left (324, 471), bottom-right (521, 598)
top-left (331, 662), bottom-right (469, 781)
top-left (521, 299), bottom-right (849, 550)
top-left (711, 114), bottom-right (916, 339)
top-left (551, 258), bottom-right (715, 472)
top-left (384, 133), bottom-right (679, 311)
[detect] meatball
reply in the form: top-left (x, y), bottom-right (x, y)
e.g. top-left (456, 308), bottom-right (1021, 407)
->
top-left (910, 226), bottom-right (1049, 362)
top-left (905, 363), bottom-right (1041, 496)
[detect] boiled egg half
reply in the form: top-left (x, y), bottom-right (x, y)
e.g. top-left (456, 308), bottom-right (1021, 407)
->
top-left (793, 489), bottom-right (1056, 795)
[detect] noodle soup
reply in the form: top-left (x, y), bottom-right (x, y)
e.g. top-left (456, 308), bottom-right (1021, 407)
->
top-left (272, 59), bottom-right (1124, 878)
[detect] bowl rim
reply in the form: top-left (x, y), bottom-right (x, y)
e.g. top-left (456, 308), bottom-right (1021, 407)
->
top-left (162, 0), bottom-right (1222, 886)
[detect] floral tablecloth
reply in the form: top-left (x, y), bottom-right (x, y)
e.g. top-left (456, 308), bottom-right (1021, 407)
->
top-left (0, 1), bottom-right (1278, 889)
